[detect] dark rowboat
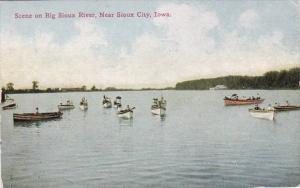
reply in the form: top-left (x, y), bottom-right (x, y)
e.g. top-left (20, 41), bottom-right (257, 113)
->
top-left (274, 105), bottom-right (300, 111)
top-left (13, 112), bottom-right (63, 121)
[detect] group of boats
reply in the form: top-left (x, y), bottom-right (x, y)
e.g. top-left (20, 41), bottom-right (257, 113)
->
top-left (2, 92), bottom-right (299, 122)
top-left (101, 95), bottom-right (136, 119)
top-left (4, 95), bottom-right (167, 121)
top-left (224, 94), bottom-right (300, 120)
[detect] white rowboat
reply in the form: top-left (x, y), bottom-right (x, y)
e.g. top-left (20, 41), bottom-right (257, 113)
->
top-left (117, 106), bottom-right (134, 119)
top-left (102, 96), bottom-right (112, 108)
top-left (79, 104), bottom-right (88, 110)
top-left (103, 101), bottom-right (112, 108)
top-left (80, 97), bottom-right (88, 110)
top-left (151, 107), bottom-right (166, 116)
top-left (58, 101), bottom-right (75, 110)
top-left (117, 110), bottom-right (133, 119)
top-left (249, 109), bottom-right (275, 120)
top-left (151, 97), bottom-right (167, 116)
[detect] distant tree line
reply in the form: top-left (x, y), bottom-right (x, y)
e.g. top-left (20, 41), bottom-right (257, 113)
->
top-left (2, 81), bottom-right (174, 94)
top-left (175, 67), bottom-right (300, 90)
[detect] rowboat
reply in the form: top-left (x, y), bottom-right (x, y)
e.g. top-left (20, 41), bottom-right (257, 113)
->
top-left (13, 111), bottom-right (63, 121)
top-left (151, 97), bottom-right (167, 116)
top-left (224, 99), bottom-right (265, 105)
top-left (274, 105), bottom-right (300, 111)
top-left (249, 108), bottom-right (275, 120)
top-left (2, 102), bottom-right (17, 110)
top-left (102, 95), bottom-right (112, 108)
top-left (79, 97), bottom-right (88, 110)
top-left (224, 94), bottom-right (264, 106)
top-left (117, 106), bottom-right (134, 119)
top-left (58, 100), bottom-right (75, 110)
top-left (113, 96), bottom-right (122, 108)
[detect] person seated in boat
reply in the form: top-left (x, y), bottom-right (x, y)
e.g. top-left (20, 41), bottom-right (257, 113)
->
top-left (256, 94), bottom-right (261, 100)
top-left (286, 100), bottom-right (289, 106)
top-left (254, 104), bottom-right (261, 110)
top-left (36, 107), bottom-right (39, 114)
top-left (267, 104), bottom-right (272, 110)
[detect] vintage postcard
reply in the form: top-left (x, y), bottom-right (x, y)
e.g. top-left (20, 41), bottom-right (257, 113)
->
top-left (0, 1), bottom-right (299, 188)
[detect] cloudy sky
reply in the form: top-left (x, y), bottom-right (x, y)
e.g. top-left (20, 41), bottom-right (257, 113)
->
top-left (0, 0), bottom-right (299, 89)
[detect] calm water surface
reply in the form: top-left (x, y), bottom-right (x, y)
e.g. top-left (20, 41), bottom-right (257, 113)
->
top-left (2, 90), bottom-right (300, 188)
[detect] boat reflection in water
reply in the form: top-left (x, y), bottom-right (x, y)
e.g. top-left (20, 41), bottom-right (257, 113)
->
top-left (118, 118), bottom-right (133, 127)
top-left (14, 120), bottom-right (43, 128)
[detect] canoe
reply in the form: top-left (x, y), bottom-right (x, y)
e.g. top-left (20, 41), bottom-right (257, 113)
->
top-left (224, 99), bottom-right (264, 106)
top-left (274, 105), bottom-right (300, 111)
top-left (2, 103), bottom-right (17, 110)
top-left (249, 109), bottom-right (275, 120)
top-left (13, 112), bottom-right (63, 121)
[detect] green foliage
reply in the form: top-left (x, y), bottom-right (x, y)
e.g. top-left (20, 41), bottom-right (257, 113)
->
top-left (176, 67), bottom-right (300, 90)
top-left (6, 82), bottom-right (14, 91)
top-left (81, 85), bottom-right (87, 91)
top-left (32, 81), bottom-right (39, 91)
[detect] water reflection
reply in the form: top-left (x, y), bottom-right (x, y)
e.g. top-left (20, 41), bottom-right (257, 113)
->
top-left (118, 118), bottom-right (133, 127)
top-left (14, 121), bottom-right (42, 128)
top-left (13, 118), bottom-right (62, 128)
top-left (152, 114), bottom-right (167, 123)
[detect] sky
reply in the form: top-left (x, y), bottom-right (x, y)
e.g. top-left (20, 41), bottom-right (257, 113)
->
top-left (0, 0), bottom-right (299, 89)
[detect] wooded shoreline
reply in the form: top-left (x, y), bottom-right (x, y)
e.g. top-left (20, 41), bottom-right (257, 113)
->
top-left (3, 67), bottom-right (300, 94)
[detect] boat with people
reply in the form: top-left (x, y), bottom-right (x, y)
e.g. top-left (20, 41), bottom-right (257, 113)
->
top-left (58, 100), bottom-right (75, 110)
top-left (249, 104), bottom-right (275, 120)
top-left (113, 96), bottom-right (122, 108)
top-left (102, 95), bottom-right (112, 108)
top-left (224, 94), bottom-right (264, 106)
top-left (1, 90), bottom-right (15, 105)
top-left (274, 105), bottom-right (300, 111)
top-left (117, 105), bottom-right (135, 119)
top-left (151, 96), bottom-right (167, 116)
top-left (79, 97), bottom-right (88, 110)
top-left (273, 101), bottom-right (300, 111)
top-left (2, 102), bottom-right (17, 110)
top-left (13, 108), bottom-right (63, 121)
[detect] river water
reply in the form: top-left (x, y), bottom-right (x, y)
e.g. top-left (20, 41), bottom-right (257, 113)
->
top-left (1, 90), bottom-right (300, 188)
